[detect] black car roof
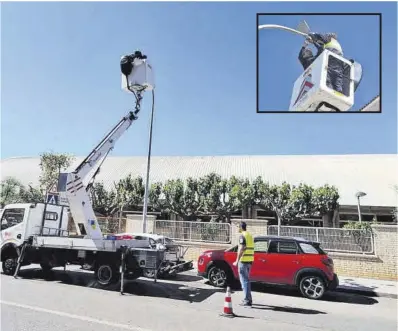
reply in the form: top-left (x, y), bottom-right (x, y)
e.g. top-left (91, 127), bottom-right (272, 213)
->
top-left (254, 235), bottom-right (320, 245)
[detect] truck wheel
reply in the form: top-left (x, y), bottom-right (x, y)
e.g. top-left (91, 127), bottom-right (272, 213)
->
top-left (95, 264), bottom-right (120, 286)
top-left (143, 269), bottom-right (158, 279)
top-left (299, 275), bottom-right (326, 300)
top-left (2, 257), bottom-right (17, 276)
top-left (40, 263), bottom-right (53, 273)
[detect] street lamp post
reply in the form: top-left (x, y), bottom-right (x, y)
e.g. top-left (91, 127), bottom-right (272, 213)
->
top-left (355, 191), bottom-right (367, 223)
top-left (142, 91), bottom-right (155, 233)
top-left (258, 24), bottom-right (309, 38)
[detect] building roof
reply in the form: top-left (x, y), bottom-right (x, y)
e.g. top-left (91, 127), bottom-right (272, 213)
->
top-left (1, 154), bottom-right (397, 207)
top-left (359, 95), bottom-right (380, 112)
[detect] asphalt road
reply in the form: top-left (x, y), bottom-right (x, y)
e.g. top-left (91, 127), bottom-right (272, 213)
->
top-left (1, 265), bottom-right (397, 331)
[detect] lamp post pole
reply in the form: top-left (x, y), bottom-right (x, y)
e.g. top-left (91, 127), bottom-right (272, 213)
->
top-left (142, 91), bottom-right (155, 233)
top-left (355, 192), bottom-right (367, 223)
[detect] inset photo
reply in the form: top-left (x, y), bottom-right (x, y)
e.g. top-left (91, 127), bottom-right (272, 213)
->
top-left (256, 13), bottom-right (381, 113)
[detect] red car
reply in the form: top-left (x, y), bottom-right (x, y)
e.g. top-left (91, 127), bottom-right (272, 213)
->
top-left (197, 235), bottom-right (339, 300)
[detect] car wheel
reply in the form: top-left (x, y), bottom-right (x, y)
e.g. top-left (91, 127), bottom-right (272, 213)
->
top-left (208, 266), bottom-right (228, 288)
top-left (2, 258), bottom-right (17, 276)
top-left (299, 275), bottom-right (326, 300)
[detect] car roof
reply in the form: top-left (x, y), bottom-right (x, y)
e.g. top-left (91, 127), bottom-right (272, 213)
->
top-left (254, 235), bottom-right (320, 244)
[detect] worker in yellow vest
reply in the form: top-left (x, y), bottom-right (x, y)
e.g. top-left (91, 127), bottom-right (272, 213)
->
top-left (233, 221), bottom-right (254, 307)
top-left (307, 32), bottom-right (345, 94)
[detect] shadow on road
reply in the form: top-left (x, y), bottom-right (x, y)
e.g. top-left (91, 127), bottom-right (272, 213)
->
top-left (174, 273), bottom-right (203, 282)
top-left (251, 304), bottom-right (326, 314)
top-left (13, 268), bottom-right (223, 303)
top-left (226, 282), bottom-right (379, 306)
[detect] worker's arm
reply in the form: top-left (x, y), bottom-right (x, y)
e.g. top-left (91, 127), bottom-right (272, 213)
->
top-left (234, 235), bottom-right (246, 265)
top-left (298, 44), bottom-right (315, 69)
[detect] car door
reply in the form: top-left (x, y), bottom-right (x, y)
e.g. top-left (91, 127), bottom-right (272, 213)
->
top-left (224, 245), bottom-right (239, 278)
top-left (259, 240), bottom-right (303, 285)
top-left (250, 238), bottom-right (269, 281)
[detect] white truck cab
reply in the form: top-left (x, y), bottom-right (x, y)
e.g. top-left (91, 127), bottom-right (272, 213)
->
top-left (1, 203), bottom-right (69, 273)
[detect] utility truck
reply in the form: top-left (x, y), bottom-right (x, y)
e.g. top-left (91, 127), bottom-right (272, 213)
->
top-left (0, 51), bottom-right (191, 291)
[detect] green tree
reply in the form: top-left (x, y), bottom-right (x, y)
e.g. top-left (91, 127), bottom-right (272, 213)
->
top-left (198, 173), bottom-right (253, 222)
top-left (161, 177), bottom-right (202, 221)
top-left (229, 177), bottom-right (255, 219)
top-left (114, 174), bottom-right (145, 213)
top-left (91, 182), bottom-right (117, 216)
top-left (252, 177), bottom-right (293, 225)
top-left (0, 177), bottom-right (24, 207)
top-left (149, 182), bottom-right (165, 212)
top-left (288, 183), bottom-right (315, 219)
top-left (0, 177), bottom-right (42, 207)
top-left (20, 185), bottom-right (44, 204)
top-left (311, 184), bottom-right (340, 227)
top-left (39, 152), bottom-right (75, 197)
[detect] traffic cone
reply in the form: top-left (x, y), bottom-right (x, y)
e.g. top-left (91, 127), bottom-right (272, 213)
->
top-left (220, 286), bottom-right (235, 318)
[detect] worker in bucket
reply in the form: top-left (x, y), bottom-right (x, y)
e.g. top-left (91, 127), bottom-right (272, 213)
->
top-left (307, 32), bottom-right (345, 94)
top-left (298, 38), bottom-right (322, 70)
top-left (232, 221), bottom-right (254, 307)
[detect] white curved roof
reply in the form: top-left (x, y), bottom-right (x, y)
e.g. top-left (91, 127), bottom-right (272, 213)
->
top-left (1, 154), bottom-right (397, 207)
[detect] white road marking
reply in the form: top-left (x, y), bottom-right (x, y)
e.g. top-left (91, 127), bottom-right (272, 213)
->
top-left (0, 300), bottom-right (153, 331)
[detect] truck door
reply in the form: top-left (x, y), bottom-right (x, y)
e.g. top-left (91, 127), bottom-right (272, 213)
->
top-left (0, 206), bottom-right (29, 246)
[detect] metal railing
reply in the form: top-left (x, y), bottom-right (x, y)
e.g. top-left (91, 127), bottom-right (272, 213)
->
top-left (268, 225), bottom-right (374, 254)
top-left (97, 217), bottom-right (126, 235)
top-left (154, 220), bottom-right (231, 244)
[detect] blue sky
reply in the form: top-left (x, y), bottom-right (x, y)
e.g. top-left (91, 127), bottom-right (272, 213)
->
top-left (1, 2), bottom-right (397, 159)
top-left (258, 13), bottom-right (381, 112)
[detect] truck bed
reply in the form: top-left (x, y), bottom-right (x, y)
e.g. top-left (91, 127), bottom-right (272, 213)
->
top-left (32, 236), bottom-right (152, 252)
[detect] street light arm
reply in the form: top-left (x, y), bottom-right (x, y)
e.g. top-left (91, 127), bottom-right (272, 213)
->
top-left (258, 24), bottom-right (309, 38)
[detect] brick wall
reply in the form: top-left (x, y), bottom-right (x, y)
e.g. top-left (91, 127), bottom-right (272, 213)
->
top-left (124, 217), bottom-right (398, 281)
top-left (329, 225), bottom-right (397, 280)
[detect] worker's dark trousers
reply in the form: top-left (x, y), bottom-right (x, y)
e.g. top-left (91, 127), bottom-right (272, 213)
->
top-left (326, 49), bottom-right (344, 94)
top-left (327, 62), bottom-right (344, 93)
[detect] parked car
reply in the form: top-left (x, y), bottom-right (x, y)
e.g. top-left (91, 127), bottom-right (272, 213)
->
top-left (114, 232), bottom-right (193, 279)
top-left (197, 235), bottom-right (339, 300)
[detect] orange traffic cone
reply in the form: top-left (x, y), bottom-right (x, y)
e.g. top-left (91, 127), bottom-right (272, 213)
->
top-left (220, 286), bottom-right (235, 318)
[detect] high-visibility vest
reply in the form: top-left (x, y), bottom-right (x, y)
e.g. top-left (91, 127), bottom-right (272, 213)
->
top-left (324, 38), bottom-right (343, 56)
top-left (240, 231), bottom-right (254, 263)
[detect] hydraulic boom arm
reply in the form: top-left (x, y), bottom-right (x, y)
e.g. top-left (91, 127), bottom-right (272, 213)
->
top-left (73, 105), bottom-right (141, 182)
top-left (56, 51), bottom-right (155, 240)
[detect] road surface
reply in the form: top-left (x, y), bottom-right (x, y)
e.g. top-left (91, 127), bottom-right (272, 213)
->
top-left (1, 265), bottom-right (397, 331)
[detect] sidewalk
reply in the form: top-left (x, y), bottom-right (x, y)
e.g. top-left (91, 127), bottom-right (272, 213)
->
top-left (336, 276), bottom-right (397, 299)
top-left (190, 262), bottom-right (397, 299)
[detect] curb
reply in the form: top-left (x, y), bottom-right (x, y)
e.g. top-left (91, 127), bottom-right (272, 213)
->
top-left (335, 286), bottom-right (398, 299)
top-left (189, 270), bottom-right (397, 300)
top-left (187, 267), bottom-right (397, 299)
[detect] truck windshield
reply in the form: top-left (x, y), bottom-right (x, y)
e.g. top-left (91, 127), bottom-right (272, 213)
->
top-left (299, 242), bottom-right (326, 255)
top-left (1, 208), bottom-right (25, 231)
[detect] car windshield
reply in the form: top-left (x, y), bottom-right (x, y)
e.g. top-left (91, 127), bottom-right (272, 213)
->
top-left (299, 242), bottom-right (326, 255)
